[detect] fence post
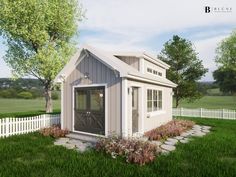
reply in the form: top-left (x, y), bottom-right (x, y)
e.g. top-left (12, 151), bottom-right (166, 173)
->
top-left (43, 114), bottom-right (46, 127)
top-left (180, 108), bottom-right (183, 116)
top-left (222, 109), bottom-right (224, 119)
top-left (6, 118), bottom-right (9, 137)
top-left (200, 108), bottom-right (203, 118)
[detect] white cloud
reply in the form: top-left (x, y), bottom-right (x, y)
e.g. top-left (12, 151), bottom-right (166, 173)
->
top-left (80, 0), bottom-right (236, 41)
top-left (194, 35), bottom-right (229, 81)
top-left (78, 0), bottom-right (236, 81)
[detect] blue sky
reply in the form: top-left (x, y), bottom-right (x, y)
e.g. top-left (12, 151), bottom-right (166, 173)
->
top-left (0, 0), bottom-right (236, 81)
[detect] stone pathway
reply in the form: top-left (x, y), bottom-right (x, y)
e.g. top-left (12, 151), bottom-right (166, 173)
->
top-left (150, 124), bottom-right (211, 154)
top-left (54, 125), bottom-right (211, 154)
top-left (54, 137), bottom-right (94, 152)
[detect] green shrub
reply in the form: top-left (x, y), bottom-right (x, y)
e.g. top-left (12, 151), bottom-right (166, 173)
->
top-left (17, 91), bottom-right (33, 99)
top-left (29, 89), bottom-right (43, 98)
top-left (0, 90), bottom-right (12, 98)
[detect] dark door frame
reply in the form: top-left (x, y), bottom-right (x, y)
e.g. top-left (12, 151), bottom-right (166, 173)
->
top-left (72, 84), bottom-right (107, 137)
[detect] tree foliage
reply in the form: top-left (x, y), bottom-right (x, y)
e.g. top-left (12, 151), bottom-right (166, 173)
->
top-left (213, 68), bottom-right (236, 94)
top-left (0, 0), bottom-right (83, 112)
top-left (159, 35), bottom-right (208, 107)
top-left (214, 30), bottom-right (236, 95)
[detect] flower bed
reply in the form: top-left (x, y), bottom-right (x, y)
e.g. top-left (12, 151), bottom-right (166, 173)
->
top-left (145, 119), bottom-right (195, 141)
top-left (40, 125), bottom-right (69, 138)
top-left (96, 136), bottom-right (160, 165)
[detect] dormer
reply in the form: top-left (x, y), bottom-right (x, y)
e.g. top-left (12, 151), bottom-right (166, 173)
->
top-left (112, 52), bottom-right (170, 78)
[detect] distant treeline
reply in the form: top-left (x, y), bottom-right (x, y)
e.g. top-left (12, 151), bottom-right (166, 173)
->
top-left (0, 78), bottom-right (59, 99)
top-left (0, 78), bottom-right (232, 99)
top-left (197, 81), bottom-right (232, 96)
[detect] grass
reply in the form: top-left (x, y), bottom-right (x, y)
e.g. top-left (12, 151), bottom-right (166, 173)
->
top-left (175, 96), bottom-right (236, 109)
top-left (0, 98), bottom-right (61, 113)
top-left (0, 118), bottom-right (235, 177)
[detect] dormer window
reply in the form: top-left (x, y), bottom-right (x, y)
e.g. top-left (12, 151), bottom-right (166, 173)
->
top-left (147, 68), bottom-right (153, 73)
top-left (147, 67), bottom-right (162, 77)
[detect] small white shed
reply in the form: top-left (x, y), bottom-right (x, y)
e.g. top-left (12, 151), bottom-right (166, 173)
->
top-left (55, 44), bottom-right (176, 138)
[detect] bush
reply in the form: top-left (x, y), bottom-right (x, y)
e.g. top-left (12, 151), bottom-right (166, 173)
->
top-left (145, 119), bottom-right (195, 141)
top-left (0, 90), bottom-right (12, 98)
top-left (51, 92), bottom-right (59, 100)
top-left (96, 136), bottom-right (160, 165)
top-left (17, 91), bottom-right (33, 99)
top-left (29, 89), bottom-right (43, 98)
top-left (39, 125), bottom-right (69, 138)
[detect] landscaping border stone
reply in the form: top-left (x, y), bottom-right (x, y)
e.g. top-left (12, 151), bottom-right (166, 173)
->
top-left (149, 124), bottom-right (211, 154)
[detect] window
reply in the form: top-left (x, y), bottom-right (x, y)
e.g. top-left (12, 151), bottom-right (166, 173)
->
top-left (147, 89), bottom-right (162, 112)
top-left (147, 89), bottom-right (153, 112)
top-left (146, 67), bottom-right (163, 77)
top-left (147, 68), bottom-right (152, 73)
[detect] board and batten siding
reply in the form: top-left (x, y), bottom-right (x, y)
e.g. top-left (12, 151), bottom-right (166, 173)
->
top-left (127, 80), bottom-right (173, 134)
top-left (116, 56), bottom-right (140, 70)
top-left (63, 55), bottom-right (122, 135)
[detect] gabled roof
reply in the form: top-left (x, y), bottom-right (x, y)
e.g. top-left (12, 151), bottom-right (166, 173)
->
top-left (54, 44), bottom-right (177, 88)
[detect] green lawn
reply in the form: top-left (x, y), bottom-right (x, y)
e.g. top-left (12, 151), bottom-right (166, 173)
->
top-left (0, 118), bottom-right (235, 177)
top-left (175, 96), bottom-right (236, 109)
top-left (0, 98), bottom-right (61, 113)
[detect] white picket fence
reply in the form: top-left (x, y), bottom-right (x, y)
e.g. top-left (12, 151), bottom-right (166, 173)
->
top-left (0, 114), bottom-right (60, 138)
top-left (173, 108), bottom-right (236, 120)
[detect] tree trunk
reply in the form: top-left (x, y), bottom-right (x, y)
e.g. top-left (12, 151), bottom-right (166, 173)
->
top-left (175, 97), bottom-right (179, 108)
top-left (45, 87), bottom-right (53, 113)
top-left (175, 89), bottom-right (179, 108)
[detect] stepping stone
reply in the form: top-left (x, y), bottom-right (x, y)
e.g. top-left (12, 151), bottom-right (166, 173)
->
top-left (164, 141), bottom-right (177, 146)
top-left (56, 137), bottom-right (70, 143)
top-left (167, 138), bottom-right (178, 143)
top-left (68, 140), bottom-right (84, 147)
top-left (174, 136), bottom-right (184, 140)
top-left (180, 138), bottom-right (189, 143)
top-left (193, 125), bottom-right (201, 129)
top-left (161, 149), bottom-right (170, 155)
top-left (54, 141), bottom-right (66, 146)
top-left (193, 127), bottom-right (202, 131)
top-left (192, 132), bottom-right (206, 137)
top-left (86, 142), bottom-right (94, 148)
top-left (202, 129), bottom-right (210, 133)
top-left (180, 132), bottom-right (191, 137)
top-left (76, 144), bottom-right (88, 152)
top-left (161, 144), bottom-right (176, 151)
top-left (151, 141), bottom-right (162, 146)
top-left (64, 143), bottom-right (76, 149)
top-left (202, 126), bottom-right (211, 130)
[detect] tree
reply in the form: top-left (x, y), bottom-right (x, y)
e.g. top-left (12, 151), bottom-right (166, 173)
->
top-left (0, 0), bottom-right (83, 112)
top-left (213, 68), bottom-right (236, 94)
top-left (214, 30), bottom-right (236, 95)
top-left (158, 35), bottom-right (208, 107)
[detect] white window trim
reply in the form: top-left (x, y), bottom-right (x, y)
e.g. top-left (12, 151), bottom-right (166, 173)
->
top-left (72, 83), bottom-right (108, 137)
top-left (147, 89), bottom-right (163, 113)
